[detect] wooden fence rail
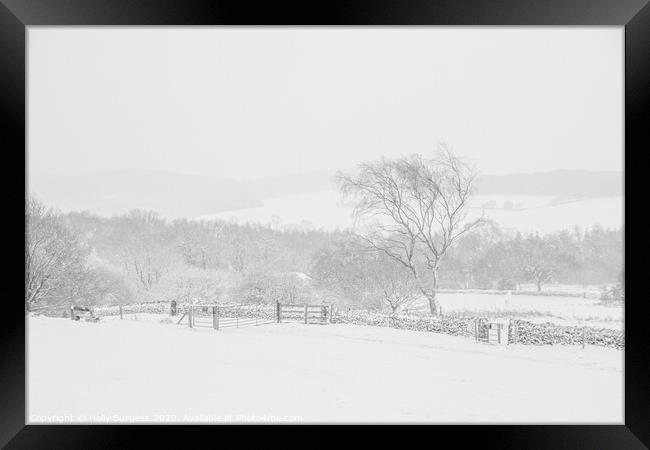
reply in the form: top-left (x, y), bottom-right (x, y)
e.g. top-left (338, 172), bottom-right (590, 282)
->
top-left (179, 302), bottom-right (333, 329)
top-left (276, 302), bottom-right (332, 325)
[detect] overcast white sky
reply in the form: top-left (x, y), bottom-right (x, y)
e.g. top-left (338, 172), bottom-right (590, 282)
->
top-left (28, 27), bottom-right (623, 180)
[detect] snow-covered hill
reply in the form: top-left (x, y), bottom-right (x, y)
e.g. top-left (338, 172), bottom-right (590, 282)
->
top-left (30, 170), bottom-right (622, 234)
top-left (198, 191), bottom-right (623, 234)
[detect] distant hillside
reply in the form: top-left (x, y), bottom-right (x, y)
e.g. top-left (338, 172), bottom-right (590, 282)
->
top-left (28, 170), bottom-right (335, 218)
top-left (477, 171), bottom-right (622, 198)
top-left (28, 169), bottom-right (622, 218)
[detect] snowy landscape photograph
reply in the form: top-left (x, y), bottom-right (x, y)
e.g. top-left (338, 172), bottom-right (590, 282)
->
top-left (26, 27), bottom-right (624, 424)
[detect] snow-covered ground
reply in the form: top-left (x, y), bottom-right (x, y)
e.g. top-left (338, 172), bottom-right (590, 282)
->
top-left (411, 293), bottom-right (624, 330)
top-left (197, 190), bottom-right (623, 234)
top-left (198, 190), bottom-right (353, 231)
top-left (28, 316), bottom-right (623, 424)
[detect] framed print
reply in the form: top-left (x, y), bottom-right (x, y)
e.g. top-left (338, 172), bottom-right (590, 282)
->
top-left (2, 0), bottom-right (648, 447)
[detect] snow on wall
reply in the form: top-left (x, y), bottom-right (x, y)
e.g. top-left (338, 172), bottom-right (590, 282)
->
top-left (332, 311), bottom-right (623, 349)
top-left (87, 302), bottom-right (624, 349)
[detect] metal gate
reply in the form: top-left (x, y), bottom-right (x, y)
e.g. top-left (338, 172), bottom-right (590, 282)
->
top-left (475, 318), bottom-right (490, 343)
top-left (176, 302), bottom-right (332, 330)
top-left (180, 305), bottom-right (275, 330)
top-left (474, 318), bottom-right (508, 345)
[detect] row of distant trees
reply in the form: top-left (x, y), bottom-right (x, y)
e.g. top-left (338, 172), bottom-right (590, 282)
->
top-left (25, 196), bottom-right (342, 313)
top-left (25, 147), bottom-right (623, 316)
top-left (25, 195), bottom-right (623, 315)
top-left (311, 224), bottom-right (623, 311)
top-left (441, 222), bottom-right (623, 291)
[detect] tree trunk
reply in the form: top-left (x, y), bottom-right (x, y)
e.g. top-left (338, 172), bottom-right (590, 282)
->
top-left (411, 266), bottom-right (441, 317)
top-left (425, 268), bottom-right (441, 316)
top-left (426, 291), bottom-right (440, 316)
top-left (536, 278), bottom-right (542, 291)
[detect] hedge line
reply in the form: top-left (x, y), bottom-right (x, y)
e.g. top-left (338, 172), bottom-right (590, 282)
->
top-left (332, 311), bottom-right (624, 349)
top-left (89, 302), bottom-right (623, 349)
top-left (509, 319), bottom-right (624, 349)
top-left (331, 311), bottom-right (475, 338)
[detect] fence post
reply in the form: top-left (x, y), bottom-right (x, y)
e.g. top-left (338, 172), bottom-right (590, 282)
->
top-left (329, 304), bottom-right (334, 323)
top-left (213, 306), bottom-right (219, 330)
top-left (276, 301), bottom-right (281, 323)
top-left (70, 305), bottom-right (74, 321)
top-left (304, 304), bottom-right (308, 324)
top-left (188, 305), bottom-right (193, 328)
top-left (514, 321), bottom-right (518, 344)
top-left (119, 304), bottom-right (123, 320)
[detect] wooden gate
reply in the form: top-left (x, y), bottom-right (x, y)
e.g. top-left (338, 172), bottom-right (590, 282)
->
top-left (277, 303), bottom-right (331, 325)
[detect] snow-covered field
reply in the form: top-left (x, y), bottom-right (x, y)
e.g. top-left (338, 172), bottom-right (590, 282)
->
top-left (28, 316), bottom-right (623, 423)
top-left (412, 293), bottom-right (624, 330)
top-left (198, 190), bottom-right (353, 231)
top-left (197, 190), bottom-right (623, 234)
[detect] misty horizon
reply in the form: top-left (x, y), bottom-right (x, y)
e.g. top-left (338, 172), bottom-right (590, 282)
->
top-left (29, 28), bottom-right (622, 180)
top-left (29, 165), bottom-right (624, 181)
top-left (28, 167), bottom-right (623, 234)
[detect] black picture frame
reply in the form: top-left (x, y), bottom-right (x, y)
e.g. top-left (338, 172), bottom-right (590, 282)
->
top-left (2, 0), bottom-right (647, 448)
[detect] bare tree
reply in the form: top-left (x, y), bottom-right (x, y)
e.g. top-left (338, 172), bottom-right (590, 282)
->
top-left (108, 210), bottom-right (179, 294)
top-left (83, 266), bottom-right (134, 305)
top-left (520, 234), bottom-right (577, 291)
top-left (378, 279), bottom-right (419, 314)
top-left (366, 252), bottom-right (419, 314)
top-left (25, 197), bottom-right (88, 312)
top-left (312, 238), bottom-right (419, 313)
top-left (311, 238), bottom-right (380, 309)
top-left (336, 144), bottom-right (483, 315)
